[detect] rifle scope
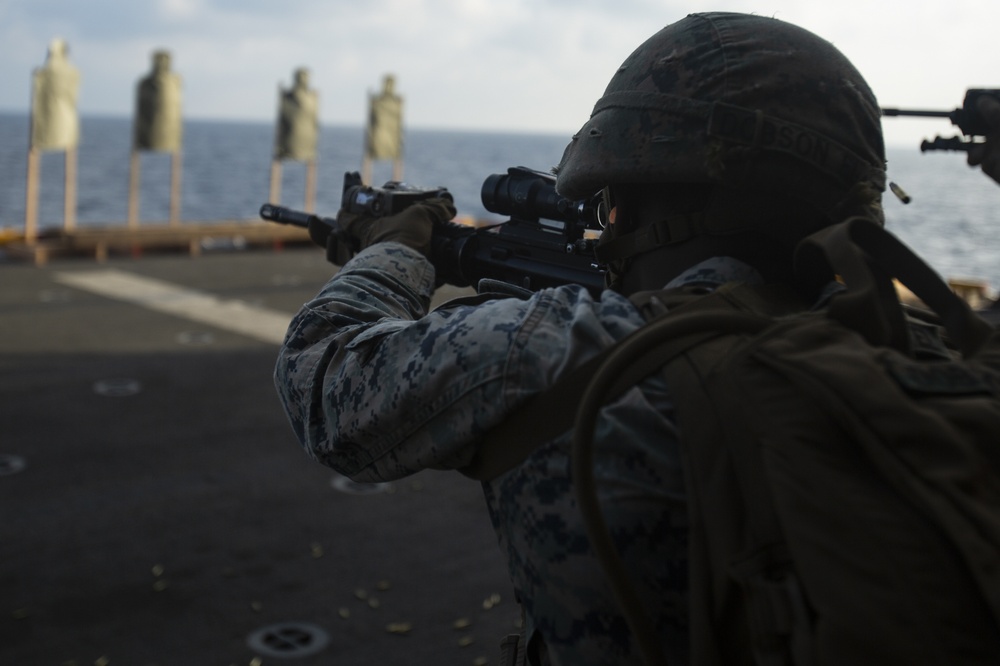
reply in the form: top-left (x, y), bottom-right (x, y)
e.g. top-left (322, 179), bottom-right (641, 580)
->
top-left (481, 166), bottom-right (599, 228)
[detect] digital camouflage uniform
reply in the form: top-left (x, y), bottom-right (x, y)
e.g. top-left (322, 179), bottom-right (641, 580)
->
top-left (275, 242), bottom-right (765, 665)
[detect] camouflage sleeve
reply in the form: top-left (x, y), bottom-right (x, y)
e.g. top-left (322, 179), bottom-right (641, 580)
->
top-left (274, 242), bottom-right (645, 483)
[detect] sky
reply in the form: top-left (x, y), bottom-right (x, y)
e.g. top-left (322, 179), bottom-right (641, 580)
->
top-left (1, 0), bottom-right (996, 148)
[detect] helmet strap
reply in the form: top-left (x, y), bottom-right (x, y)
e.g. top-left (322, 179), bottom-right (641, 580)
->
top-left (595, 212), bottom-right (708, 265)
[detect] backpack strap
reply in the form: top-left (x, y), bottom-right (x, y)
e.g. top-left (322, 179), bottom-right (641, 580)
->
top-left (796, 217), bottom-right (993, 357)
top-left (457, 337), bottom-right (616, 480)
top-left (458, 285), bottom-right (708, 480)
top-left (458, 283), bottom-right (802, 481)
top-left (569, 291), bottom-right (807, 666)
top-left (462, 219), bottom-right (994, 480)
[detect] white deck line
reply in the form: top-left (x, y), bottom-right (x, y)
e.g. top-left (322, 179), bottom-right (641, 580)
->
top-left (54, 269), bottom-right (292, 345)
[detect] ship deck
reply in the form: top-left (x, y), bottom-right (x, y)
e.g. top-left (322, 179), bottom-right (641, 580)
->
top-left (0, 245), bottom-right (516, 666)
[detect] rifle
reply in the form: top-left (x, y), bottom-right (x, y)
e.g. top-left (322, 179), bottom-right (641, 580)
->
top-left (260, 167), bottom-right (606, 296)
top-left (882, 88), bottom-right (998, 152)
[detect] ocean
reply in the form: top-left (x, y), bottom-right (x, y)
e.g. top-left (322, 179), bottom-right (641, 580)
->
top-left (1, 112), bottom-right (999, 291)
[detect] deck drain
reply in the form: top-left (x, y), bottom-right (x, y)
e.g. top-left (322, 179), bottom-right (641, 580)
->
top-left (331, 472), bottom-right (393, 495)
top-left (93, 378), bottom-right (142, 397)
top-left (0, 455), bottom-right (26, 476)
top-left (177, 331), bottom-right (215, 345)
top-left (247, 622), bottom-right (329, 658)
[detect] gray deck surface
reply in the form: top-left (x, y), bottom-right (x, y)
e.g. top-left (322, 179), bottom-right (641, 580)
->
top-left (0, 247), bottom-right (517, 666)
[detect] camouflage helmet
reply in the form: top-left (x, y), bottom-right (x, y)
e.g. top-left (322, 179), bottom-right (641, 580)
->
top-left (554, 12), bottom-right (887, 237)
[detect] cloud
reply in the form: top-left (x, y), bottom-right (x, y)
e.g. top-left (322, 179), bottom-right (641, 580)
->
top-left (0, 0), bottom-right (997, 147)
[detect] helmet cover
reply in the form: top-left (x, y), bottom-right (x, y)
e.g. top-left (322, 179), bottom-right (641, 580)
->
top-left (555, 12), bottom-right (886, 228)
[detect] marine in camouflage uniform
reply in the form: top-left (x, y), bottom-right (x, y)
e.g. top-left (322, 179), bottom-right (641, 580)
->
top-left (275, 12), bottom-right (887, 665)
top-left (276, 241), bottom-right (764, 663)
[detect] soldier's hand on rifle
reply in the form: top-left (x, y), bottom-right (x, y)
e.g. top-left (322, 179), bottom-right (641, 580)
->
top-left (336, 197), bottom-right (457, 257)
top-left (967, 94), bottom-right (1000, 185)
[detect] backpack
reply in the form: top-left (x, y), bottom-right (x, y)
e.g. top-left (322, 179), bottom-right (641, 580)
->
top-left (464, 217), bottom-right (1000, 665)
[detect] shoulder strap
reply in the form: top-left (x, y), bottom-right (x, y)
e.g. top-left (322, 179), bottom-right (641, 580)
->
top-left (570, 304), bottom-right (780, 666)
top-left (459, 283), bottom-right (801, 481)
top-left (796, 218), bottom-right (993, 357)
top-left (458, 339), bottom-right (615, 480)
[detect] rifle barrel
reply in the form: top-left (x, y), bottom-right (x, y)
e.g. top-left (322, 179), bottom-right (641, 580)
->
top-left (881, 108), bottom-right (953, 119)
top-left (260, 203), bottom-right (314, 228)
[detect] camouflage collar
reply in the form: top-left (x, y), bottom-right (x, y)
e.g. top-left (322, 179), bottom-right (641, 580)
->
top-left (665, 256), bottom-right (765, 290)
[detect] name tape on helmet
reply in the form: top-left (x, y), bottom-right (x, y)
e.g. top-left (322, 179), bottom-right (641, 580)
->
top-left (707, 103), bottom-right (877, 188)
